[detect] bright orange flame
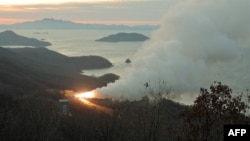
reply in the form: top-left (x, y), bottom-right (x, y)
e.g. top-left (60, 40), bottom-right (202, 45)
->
top-left (75, 91), bottom-right (95, 99)
top-left (75, 90), bottom-right (112, 114)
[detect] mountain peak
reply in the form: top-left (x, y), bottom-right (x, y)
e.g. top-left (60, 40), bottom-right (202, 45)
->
top-left (41, 18), bottom-right (55, 21)
top-left (0, 30), bottom-right (17, 35)
top-left (39, 18), bottom-right (73, 23)
top-left (40, 18), bottom-right (60, 21)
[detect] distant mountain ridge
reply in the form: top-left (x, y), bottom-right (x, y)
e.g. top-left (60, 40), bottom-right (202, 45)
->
top-left (96, 32), bottom-right (149, 42)
top-left (0, 18), bottom-right (158, 30)
top-left (0, 30), bottom-right (51, 47)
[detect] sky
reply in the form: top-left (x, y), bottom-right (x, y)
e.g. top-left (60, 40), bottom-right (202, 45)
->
top-left (0, 0), bottom-right (176, 25)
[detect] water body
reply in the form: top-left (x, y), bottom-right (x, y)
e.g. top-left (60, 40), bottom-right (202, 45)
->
top-left (11, 29), bottom-right (250, 94)
top-left (13, 29), bottom-right (150, 76)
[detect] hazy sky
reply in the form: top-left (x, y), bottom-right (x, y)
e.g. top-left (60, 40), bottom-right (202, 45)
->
top-left (0, 0), bottom-right (176, 25)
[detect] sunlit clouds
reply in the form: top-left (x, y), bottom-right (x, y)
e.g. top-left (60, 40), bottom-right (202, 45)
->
top-left (0, 0), bottom-right (170, 25)
top-left (76, 20), bottom-right (160, 25)
top-left (0, 0), bottom-right (121, 5)
top-left (0, 18), bottom-right (33, 24)
top-left (0, 4), bottom-right (78, 12)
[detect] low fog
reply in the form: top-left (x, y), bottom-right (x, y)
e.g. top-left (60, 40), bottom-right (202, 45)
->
top-left (95, 0), bottom-right (250, 104)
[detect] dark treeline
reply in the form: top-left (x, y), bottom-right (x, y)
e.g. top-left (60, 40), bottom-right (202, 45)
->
top-left (0, 88), bottom-right (185, 141)
top-left (0, 81), bottom-right (249, 141)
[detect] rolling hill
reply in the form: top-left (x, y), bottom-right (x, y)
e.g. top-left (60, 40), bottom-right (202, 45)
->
top-left (0, 47), bottom-right (117, 92)
top-left (0, 30), bottom-right (51, 47)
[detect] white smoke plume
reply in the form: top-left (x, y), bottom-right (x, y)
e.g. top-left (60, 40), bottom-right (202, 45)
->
top-left (95, 0), bottom-right (249, 103)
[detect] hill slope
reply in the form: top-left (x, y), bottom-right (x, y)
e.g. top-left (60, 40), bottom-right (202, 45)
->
top-left (0, 47), bottom-right (116, 92)
top-left (0, 30), bottom-right (51, 47)
top-left (9, 47), bottom-right (113, 73)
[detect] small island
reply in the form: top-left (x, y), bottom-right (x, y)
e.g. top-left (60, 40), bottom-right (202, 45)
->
top-left (125, 58), bottom-right (131, 64)
top-left (95, 32), bottom-right (149, 42)
top-left (0, 30), bottom-right (51, 47)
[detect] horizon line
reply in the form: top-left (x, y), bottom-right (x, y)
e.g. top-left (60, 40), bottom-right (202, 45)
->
top-left (0, 18), bottom-right (160, 26)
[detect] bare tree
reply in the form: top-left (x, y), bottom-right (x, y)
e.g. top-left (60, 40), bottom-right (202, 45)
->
top-left (144, 80), bottom-right (173, 103)
top-left (180, 81), bottom-right (249, 141)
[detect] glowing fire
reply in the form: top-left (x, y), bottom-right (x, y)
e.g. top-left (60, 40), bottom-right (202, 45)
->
top-left (75, 91), bottom-right (95, 99)
top-left (75, 90), bottom-right (112, 114)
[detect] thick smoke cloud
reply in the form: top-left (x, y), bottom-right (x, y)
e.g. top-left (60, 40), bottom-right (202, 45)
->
top-left (95, 0), bottom-right (249, 103)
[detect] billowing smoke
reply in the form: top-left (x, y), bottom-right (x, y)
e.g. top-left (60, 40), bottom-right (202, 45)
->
top-left (95, 0), bottom-right (249, 103)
